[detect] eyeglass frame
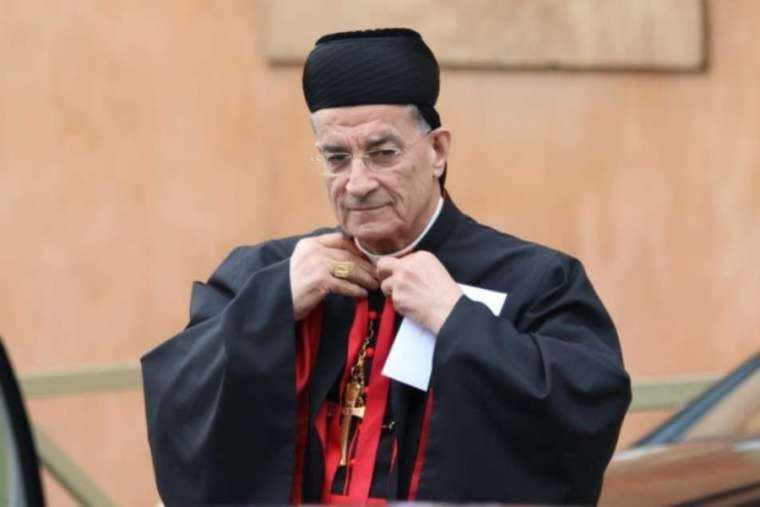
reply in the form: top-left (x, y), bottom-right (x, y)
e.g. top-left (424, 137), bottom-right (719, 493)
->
top-left (312, 129), bottom-right (437, 176)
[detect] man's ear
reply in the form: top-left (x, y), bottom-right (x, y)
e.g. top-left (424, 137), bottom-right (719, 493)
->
top-left (431, 128), bottom-right (451, 174)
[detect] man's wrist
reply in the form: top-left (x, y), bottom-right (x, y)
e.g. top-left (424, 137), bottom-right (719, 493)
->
top-left (429, 292), bottom-right (463, 334)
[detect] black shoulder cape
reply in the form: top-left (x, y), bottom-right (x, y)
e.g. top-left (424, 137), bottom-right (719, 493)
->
top-left (142, 199), bottom-right (631, 504)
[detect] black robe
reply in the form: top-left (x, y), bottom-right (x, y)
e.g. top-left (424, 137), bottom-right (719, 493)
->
top-left (142, 199), bottom-right (631, 505)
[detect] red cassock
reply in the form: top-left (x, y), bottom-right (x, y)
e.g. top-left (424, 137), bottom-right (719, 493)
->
top-left (293, 296), bottom-right (434, 505)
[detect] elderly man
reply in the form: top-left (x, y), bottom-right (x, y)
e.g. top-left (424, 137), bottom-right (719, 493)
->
top-left (142, 28), bottom-right (631, 505)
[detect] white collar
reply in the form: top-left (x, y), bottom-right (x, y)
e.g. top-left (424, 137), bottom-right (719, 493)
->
top-left (354, 197), bottom-right (444, 264)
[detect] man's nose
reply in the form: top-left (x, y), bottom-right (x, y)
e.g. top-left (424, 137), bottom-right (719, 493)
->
top-left (344, 158), bottom-right (379, 197)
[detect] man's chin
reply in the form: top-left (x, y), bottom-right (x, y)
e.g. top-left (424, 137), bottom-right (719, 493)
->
top-left (343, 209), bottom-right (393, 235)
top-left (345, 221), bottom-right (397, 246)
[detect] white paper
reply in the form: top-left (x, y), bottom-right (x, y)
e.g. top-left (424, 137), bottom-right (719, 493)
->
top-left (382, 283), bottom-right (507, 391)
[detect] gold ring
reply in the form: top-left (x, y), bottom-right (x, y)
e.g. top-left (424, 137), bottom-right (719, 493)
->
top-left (332, 260), bottom-right (354, 279)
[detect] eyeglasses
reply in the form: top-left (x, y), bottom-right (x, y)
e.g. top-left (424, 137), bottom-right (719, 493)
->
top-left (313, 130), bottom-right (433, 175)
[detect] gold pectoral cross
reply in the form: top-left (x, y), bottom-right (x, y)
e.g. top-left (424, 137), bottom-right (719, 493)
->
top-left (339, 380), bottom-right (365, 466)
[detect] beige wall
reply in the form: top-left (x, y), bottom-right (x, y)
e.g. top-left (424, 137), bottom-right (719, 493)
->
top-left (1, 1), bottom-right (758, 504)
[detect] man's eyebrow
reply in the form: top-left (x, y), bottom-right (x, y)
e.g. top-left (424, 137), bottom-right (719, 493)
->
top-left (318, 142), bottom-right (349, 153)
top-left (318, 133), bottom-right (402, 152)
top-left (365, 134), bottom-right (401, 149)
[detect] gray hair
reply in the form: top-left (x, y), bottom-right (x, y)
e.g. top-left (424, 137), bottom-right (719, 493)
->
top-left (406, 104), bottom-right (432, 134)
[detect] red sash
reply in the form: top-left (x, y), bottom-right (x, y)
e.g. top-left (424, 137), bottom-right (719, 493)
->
top-left (291, 299), bottom-right (433, 504)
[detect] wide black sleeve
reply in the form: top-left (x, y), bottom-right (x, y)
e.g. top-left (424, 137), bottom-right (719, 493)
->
top-left (421, 253), bottom-right (631, 504)
top-left (141, 242), bottom-right (300, 505)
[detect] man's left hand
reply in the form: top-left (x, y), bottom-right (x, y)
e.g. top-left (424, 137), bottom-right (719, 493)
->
top-left (377, 251), bottom-right (462, 334)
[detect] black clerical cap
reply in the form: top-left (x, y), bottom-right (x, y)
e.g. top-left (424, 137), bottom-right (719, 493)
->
top-left (303, 28), bottom-right (441, 128)
top-left (303, 28), bottom-right (445, 183)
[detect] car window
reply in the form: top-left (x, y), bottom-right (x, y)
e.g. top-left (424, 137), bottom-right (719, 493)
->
top-left (682, 366), bottom-right (760, 440)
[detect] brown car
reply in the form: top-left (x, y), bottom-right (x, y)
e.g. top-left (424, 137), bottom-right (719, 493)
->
top-left (600, 352), bottom-right (760, 506)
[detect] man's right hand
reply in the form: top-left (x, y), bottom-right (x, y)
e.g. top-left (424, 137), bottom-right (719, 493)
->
top-left (290, 232), bottom-right (378, 321)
